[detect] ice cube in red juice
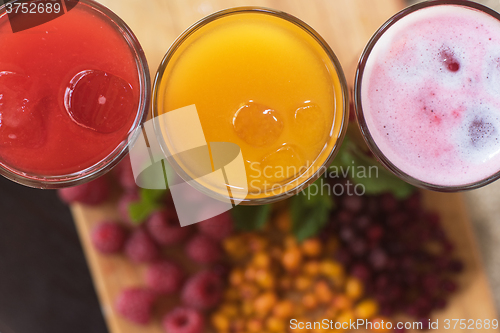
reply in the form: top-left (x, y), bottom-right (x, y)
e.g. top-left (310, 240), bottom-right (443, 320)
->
top-left (65, 70), bottom-right (135, 134)
top-left (0, 71), bottom-right (46, 148)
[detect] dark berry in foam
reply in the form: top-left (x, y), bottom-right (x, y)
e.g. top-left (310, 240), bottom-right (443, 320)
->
top-left (361, 4), bottom-right (500, 187)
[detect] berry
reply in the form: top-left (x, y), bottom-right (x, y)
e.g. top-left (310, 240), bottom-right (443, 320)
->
top-left (182, 270), bottom-right (224, 310)
top-left (58, 176), bottom-right (110, 205)
top-left (186, 235), bottom-right (222, 264)
top-left (145, 260), bottom-right (184, 295)
top-left (91, 221), bottom-right (127, 254)
top-left (124, 228), bottom-right (159, 263)
top-left (115, 288), bottom-right (156, 325)
top-left (379, 193), bottom-right (398, 213)
top-left (341, 195), bottom-right (364, 213)
top-left (301, 238), bottom-right (322, 257)
top-left (146, 209), bottom-right (191, 245)
top-left (118, 192), bottom-right (140, 225)
top-left (162, 307), bottom-right (205, 333)
top-left (197, 210), bottom-right (234, 241)
top-left (282, 246), bottom-right (302, 271)
top-left (440, 48), bottom-right (460, 72)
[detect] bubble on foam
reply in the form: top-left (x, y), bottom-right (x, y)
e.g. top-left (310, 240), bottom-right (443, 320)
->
top-left (482, 44), bottom-right (500, 96)
top-left (455, 103), bottom-right (500, 163)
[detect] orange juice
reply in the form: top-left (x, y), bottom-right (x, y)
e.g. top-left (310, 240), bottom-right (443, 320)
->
top-left (154, 8), bottom-right (348, 202)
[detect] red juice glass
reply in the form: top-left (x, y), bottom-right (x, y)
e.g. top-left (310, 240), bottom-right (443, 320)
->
top-left (0, 0), bottom-right (150, 188)
top-left (355, 0), bottom-right (500, 191)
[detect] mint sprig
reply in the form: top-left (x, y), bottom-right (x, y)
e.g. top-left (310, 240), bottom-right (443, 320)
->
top-left (231, 204), bottom-right (271, 231)
top-left (330, 136), bottom-right (415, 199)
top-left (128, 188), bottom-right (167, 224)
top-left (290, 178), bottom-right (335, 242)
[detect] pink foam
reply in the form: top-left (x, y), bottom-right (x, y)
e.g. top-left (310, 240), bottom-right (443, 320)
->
top-left (361, 4), bottom-right (500, 186)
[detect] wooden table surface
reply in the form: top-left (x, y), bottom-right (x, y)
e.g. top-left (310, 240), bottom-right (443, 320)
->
top-left (71, 0), bottom-right (499, 332)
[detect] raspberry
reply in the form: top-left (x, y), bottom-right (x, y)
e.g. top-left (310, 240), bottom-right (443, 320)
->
top-left (186, 235), bottom-right (222, 264)
top-left (162, 307), bottom-right (205, 333)
top-left (146, 210), bottom-right (192, 246)
top-left (197, 210), bottom-right (234, 241)
top-left (124, 228), bottom-right (159, 263)
top-left (182, 270), bottom-right (224, 310)
top-left (145, 260), bottom-right (184, 295)
top-left (114, 155), bottom-right (137, 192)
top-left (118, 192), bottom-right (140, 225)
top-left (91, 221), bottom-right (127, 254)
top-left (115, 287), bottom-right (156, 325)
top-left (58, 176), bottom-right (110, 205)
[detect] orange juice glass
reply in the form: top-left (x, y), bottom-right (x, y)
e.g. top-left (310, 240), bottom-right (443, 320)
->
top-left (153, 7), bottom-right (348, 204)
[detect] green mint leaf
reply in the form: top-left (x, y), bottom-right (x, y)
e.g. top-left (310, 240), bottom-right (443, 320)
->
top-left (128, 200), bottom-right (161, 225)
top-left (231, 204), bottom-right (271, 231)
top-left (126, 188), bottom-right (168, 225)
top-left (291, 179), bottom-right (335, 242)
top-left (141, 188), bottom-right (167, 203)
top-left (330, 135), bottom-right (415, 199)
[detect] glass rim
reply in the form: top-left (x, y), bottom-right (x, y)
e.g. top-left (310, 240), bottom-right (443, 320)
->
top-left (0, 0), bottom-right (150, 189)
top-left (354, 0), bottom-right (500, 192)
top-left (152, 6), bottom-right (350, 205)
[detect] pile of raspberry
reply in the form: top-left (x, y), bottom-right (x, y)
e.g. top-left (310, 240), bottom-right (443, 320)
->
top-left (59, 157), bottom-right (233, 333)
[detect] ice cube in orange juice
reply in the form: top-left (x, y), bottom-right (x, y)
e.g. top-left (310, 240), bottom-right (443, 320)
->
top-left (154, 8), bottom-right (348, 202)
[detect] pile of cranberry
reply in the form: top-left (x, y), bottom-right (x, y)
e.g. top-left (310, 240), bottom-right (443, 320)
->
top-left (324, 179), bottom-right (464, 328)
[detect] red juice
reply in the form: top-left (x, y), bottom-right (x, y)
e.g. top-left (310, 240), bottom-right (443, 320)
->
top-left (0, 0), bottom-right (147, 186)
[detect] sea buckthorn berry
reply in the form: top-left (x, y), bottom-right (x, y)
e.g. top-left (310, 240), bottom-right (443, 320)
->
top-left (267, 317), bottom-right (286, 332)
top-left (211, 312), bottom-right (230, 331)
top-left (345, 277), bottom-right (364, 300)
top-left (336, 310), bottom-right (355, 327)
top-left (244, 266), bottom-right (258, 282)
top-left (332, 294), bottom-right (353, 311)
top-left (254, 292), bottom-right (278, 316)
top-left (355, 299), bottom-right (379, 319)
top-left (253, 251), bottom-right (272, 268)
top-left (302, 238), bottom-right (322, 257)
top-left (255, 269), bottom-right (275, 289)
top-left (320, 260), bottom-right (344, 279)
top-left (314, 281), bottom-right (334, 304)
top-left (247, 319), bottom-right (264, 333)
top-left (248, 234), bottom-right (269, 252)
top-left (303, 293), bottom-right (319, 309)
top-left (294, 275), bottom-right (313, 292)
top-left (282, 247), bottom-right (302, 271)
top-left (240, 283), bottom-right (259, 300)
top-left (304, 261), bottom-right (321, 276)
top-left (231, 319), bottom-right (246, 332)
top-left (273, 300), bottom-right (294, 319)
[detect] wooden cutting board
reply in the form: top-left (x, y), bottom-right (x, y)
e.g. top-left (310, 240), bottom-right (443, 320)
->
top-left (71, 0), bottom-right (499, 332)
